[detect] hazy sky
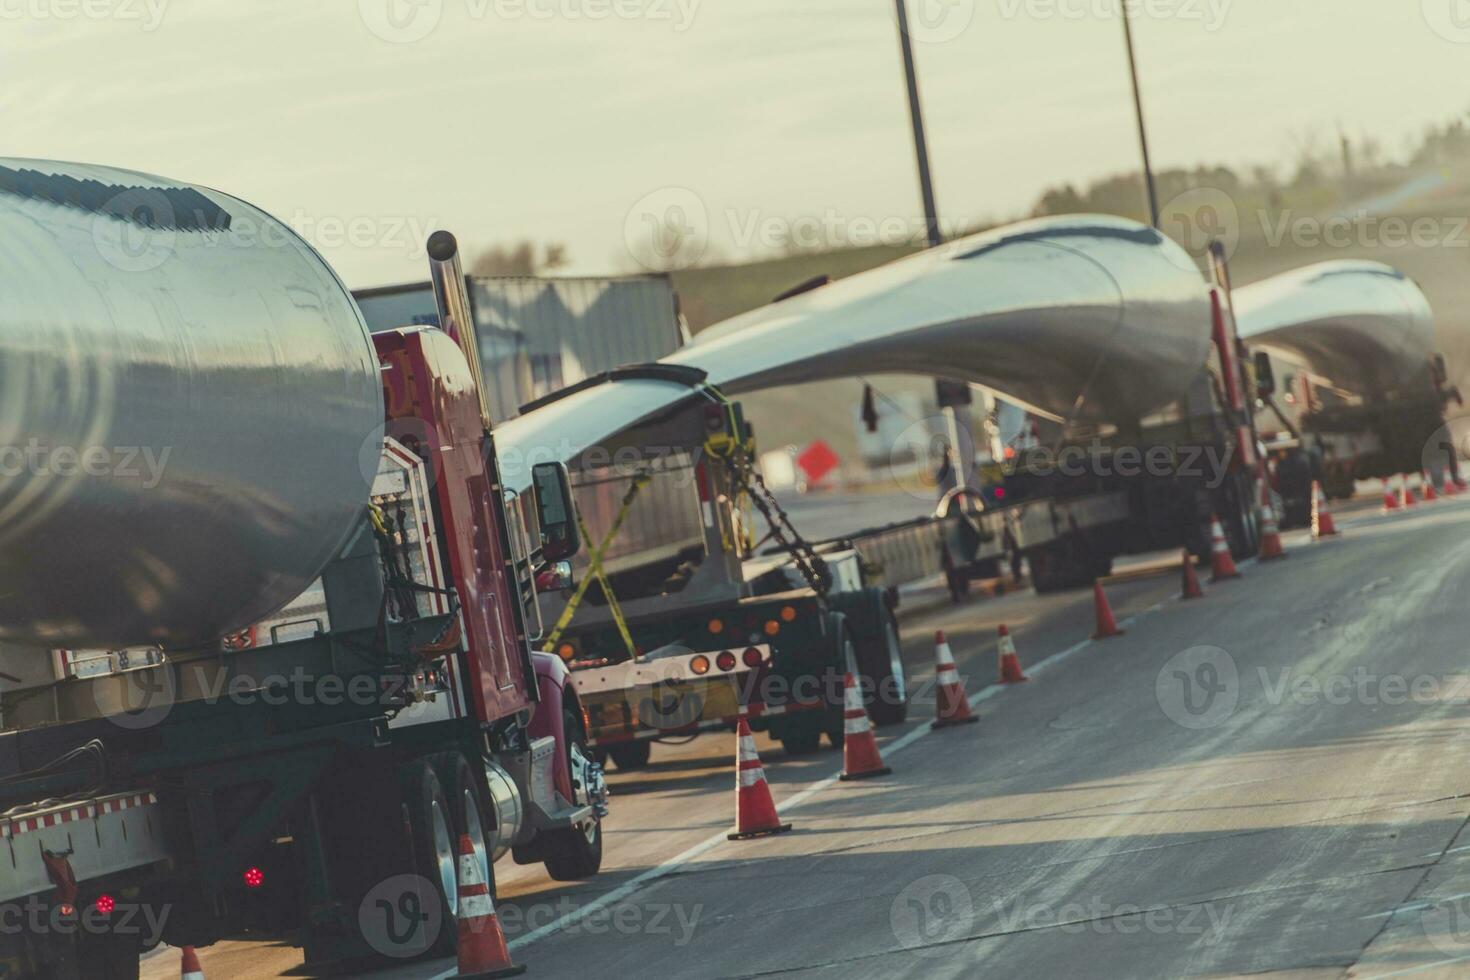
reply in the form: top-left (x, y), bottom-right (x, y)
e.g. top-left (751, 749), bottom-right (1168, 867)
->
top-left (3, 0), bottom-right (1467, 287)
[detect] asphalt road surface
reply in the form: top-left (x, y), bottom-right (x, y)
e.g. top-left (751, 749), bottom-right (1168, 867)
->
top-left (147, 492), bottom-right (1470, 979)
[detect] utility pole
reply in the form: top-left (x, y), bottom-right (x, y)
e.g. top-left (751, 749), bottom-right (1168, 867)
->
top-left (1121, 6), bottom-right (1160, 228)
top-left (893, 0), bottom-right (974, 492)
top-left (894, 0), bottom-right (942, 250)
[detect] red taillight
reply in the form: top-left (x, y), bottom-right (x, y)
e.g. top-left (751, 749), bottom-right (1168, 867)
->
top-left (93, 894), bottom-right (115, 915)
top-left (690, 655), bottom-right (711, 676)
top-left (742, 647), bottom-right (763, 667)
top-left (716, 651), bottom-right (737, 671)
top-left (244, 866), bottom-right (265, 889)
top-left (994, 487), bottom-right (1006, 500)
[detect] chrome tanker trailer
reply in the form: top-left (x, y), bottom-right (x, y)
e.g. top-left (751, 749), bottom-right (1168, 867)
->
top-left (1233, 261), bottom-right (1459, 521)
top-left (0, 161), bottom-right (605, 979)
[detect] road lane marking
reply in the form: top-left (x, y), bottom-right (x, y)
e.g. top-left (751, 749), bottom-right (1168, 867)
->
top-left (472, 577), bottom-right (1190, 965)
top-left (464, 515), bottom-right (1437, 968)
top-left (1359, 953), bottom-right (1470, 978)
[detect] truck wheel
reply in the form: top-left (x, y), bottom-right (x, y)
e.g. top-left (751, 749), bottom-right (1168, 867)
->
top-left (780, 727), bottom-right (824, 755)
top-left (434, 752), bottom-right (495, 901)
top-left (400, 759), bottom-right (460, 959)
top-left (1275, 451), bottom-right (1314, 529)
top-left (76, 929), bottom-right (140, 980)
top-left (828, 591), bottom-right (908, 727)
top-left (1218, 472), bottom-right (1260, 560)
top-left (826, 615), bottom-right (859, 748)
top-left (864, 607), bottom-right (908, 728)
top-left (1030, 538), bottom-right (1090, 593)
top-left (542, 708), bottom-right (604, 881)
top-left (607, 741), bottom-right (652, 771)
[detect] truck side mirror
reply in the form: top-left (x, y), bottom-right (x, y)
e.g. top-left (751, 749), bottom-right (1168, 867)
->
top-left (532, 461), bottom-right (581, 561)
top-left (1253, 351), bottom-right (1276, 397)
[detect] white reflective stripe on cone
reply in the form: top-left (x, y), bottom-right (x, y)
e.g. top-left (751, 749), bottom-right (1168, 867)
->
top-left (738, 734), bottom-right (758, 759)
top-left (460, 894), bottom-right (495, 920)
top-left (459, 853), bottom-right (483, 886)
top-left (937, 667), bottom-right (960, 685)
top-left (738, 767), bottom-right (765, 788)
top-left (844, 714), bottom-right (870, 736)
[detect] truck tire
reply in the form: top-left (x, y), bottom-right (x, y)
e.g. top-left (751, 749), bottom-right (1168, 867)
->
top-left (829, 590), bottom-right (909, 727)
top-left (76, 930), bottom-right (140, 980)
top-left (1216, 471), bottom-right (1260, 560)
top-left (1275, 450), bottom-right (1314, 529)
top-left (607, 741), bottom-right (652, 771)
top-left (541, 708), bottom-right (605, 881)
top-left (825, 613), bottom-right (858, 748)
top-left (864, 607), bottom-right (907, 727)
top-left (434, 752), bottom-right (495, 901)
top-left (778, 720), bottom-right (824, 755)
top-left (399, 759), bottom-right (459, 959)
top-left (1029, 535), bottom-right (1105, 593)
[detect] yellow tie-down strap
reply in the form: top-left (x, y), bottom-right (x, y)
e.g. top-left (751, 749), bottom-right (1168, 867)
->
top-left (542, 472), bottom-right (650, 661)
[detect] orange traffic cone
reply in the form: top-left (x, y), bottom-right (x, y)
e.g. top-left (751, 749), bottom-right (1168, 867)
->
top-left (995, 625), bottom-right (1029, 687)
top-left (1181, 549), bottom-right (1205, 599)
top-left (1207, 515), bottom-right (1241, 582)
top-left (1383, 483), bottom-right (1400, 511)
top-left (453, 834), bottom-right (525, 979)
top-left (1444, 476), bottom-right (1459, 497)
top-left (838, 673), bottom-right (891, 780)
top-left (1403, 475), bottom-right (1419, 506)
top-left (180, 947), bottom-right (205, 980)
top-left (729, 714), bottom-right (792, 839)
top-left (1311, 481), bottom-right (1339, 539)
top-left (929, 631), bottom-right (980, 726)
top-left (1258, 489), bottom-right (1287, 561)
top-left (1091, 581), bottom-right (1125, 639)
top-left (1422, 471), bottom-right (1439, 501)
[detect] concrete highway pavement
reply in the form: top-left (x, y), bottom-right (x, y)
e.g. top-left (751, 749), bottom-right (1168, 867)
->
top-left (150, 493), bottom-right (1470, 979)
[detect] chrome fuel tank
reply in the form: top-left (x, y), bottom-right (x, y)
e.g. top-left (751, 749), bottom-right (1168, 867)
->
top-left (0, 160), bottom-right (383, 649)
top-left (1234, 261), bottom-right (1435, 400)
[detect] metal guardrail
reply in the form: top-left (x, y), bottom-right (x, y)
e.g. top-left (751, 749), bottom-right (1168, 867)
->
top-left (806, 490), bottom-right (1134, 591)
